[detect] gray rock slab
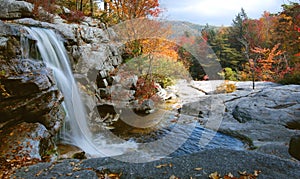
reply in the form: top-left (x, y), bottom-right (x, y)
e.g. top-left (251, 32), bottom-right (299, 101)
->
top-left (14, 148), bottom-right (300, 179)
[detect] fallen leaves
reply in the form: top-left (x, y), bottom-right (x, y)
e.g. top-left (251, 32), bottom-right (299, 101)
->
top-left (155, 163), bottom-right (173, 169)
top-left (194, 167), bottom-right (203, 171)
top-left (0, 156), bottom-right (41, 179)
top-left (209, 170), bottom-right (261, 179)
top-left (209, 171), bottom-right (220, 179)
top-left (169, 175), bottom-right (179, 179)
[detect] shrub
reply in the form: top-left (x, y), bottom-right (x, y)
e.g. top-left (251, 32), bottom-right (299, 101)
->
top-left (124, 56), bottom-right (189, 87)
top-left (216, 81), bottom-right (237, 93)
top-left (134, 77), bottom-right (157, 102)
top-left (218, 67), bottom-right (238, 81)
top-left (25, 0), bottom-right (57, 23)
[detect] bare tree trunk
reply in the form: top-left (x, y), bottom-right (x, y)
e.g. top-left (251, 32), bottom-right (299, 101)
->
top-left (104, 1), bottom-right (108, 12)
top-left (90, 0), bottom-right (94, 16)
top-left (80, 0), bottom-right (83, 11)
top-left (75, 0), bottom-right (79, 11)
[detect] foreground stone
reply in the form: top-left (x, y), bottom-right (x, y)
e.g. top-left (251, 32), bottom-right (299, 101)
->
top-left (180, 81), bottom-right (300, 160)
top-left (14, 148), bottom-right (300, 178)
top-left (0, 122), bottom-right (55, 161)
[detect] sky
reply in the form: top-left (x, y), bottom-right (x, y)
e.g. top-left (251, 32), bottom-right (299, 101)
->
top-left (160, 0), bottom-right (295, 26)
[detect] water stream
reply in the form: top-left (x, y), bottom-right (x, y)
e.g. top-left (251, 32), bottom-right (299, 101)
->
top-left (21, 27), bottom-right (244, 162)
top-left (22, 27), bottom-right (102, 155)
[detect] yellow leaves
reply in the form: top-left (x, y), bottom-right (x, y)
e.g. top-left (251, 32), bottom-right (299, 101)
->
top-left (209, 171), bottom-right (221, 179)
top-left (107, 173), bottom-right (121, 178)
top-left (194, 167), bottom-right (203, 171)
top-left (216, 81), bottom-right (237, 94)
top-left (169, 175), bottom-right (179, 179)
top-left (0, 83), bottom-right (10, 98)
top-left (139, 38), bottom-right (178, 60)
top-left (209, 170), bottom-right (261, 179)
top-left (155, 163), bottom-right (173, 168)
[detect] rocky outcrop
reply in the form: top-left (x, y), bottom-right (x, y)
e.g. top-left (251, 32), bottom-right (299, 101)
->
top-left (0, 57), bottom-right (64, 160)
top-left (0, 0), bottom-right (33, 20)
top-left (180, 82), bottom-right (300, 160)
top-left (13, 16), bottom-right (124, 124)
top-left (232, 85), bottom-right (300, 124)
top-left (0, 122), bottom-right (55, 161)
top-left (0, 0), bottom-right (125, 161)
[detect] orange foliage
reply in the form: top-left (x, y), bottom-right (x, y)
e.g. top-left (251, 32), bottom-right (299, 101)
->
top-left (106, 0), bottom-right (161, 22)
top-left (250, 44), bottom-right (291, 81)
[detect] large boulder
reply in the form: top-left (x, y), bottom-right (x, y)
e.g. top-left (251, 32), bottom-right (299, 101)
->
top-left (0, 59), bottom-right (64, 131)
top-left (180, 82), bottom-right (300, 160)
top-left (0, 36), bottom-right (64, 161)
top-left (0, 0), bottom-right (34, 20)
top-left (0, 122), bottom-right (55, 161)
top-left (222, 85), bottom-right (300, 159)
top-left (232, 85), bottom-right (300, 124)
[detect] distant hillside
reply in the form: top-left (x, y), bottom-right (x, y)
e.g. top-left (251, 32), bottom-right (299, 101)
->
top-left (163, 20), bottom-right (218, 39)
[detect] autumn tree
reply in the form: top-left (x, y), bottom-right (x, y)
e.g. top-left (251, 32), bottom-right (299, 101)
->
top-left (177, 27), bottom-right (225, 80)
top-left (243, 12), bottom-right (276, 50)
top-left (272, 3), bottom-right (300, 64)
top-left (103, 0), bottom-right (161, 24)
top-left (24, 0), bottom-right (57, 22)
top-left (112, 17), bottom-right (186, 101)
top-left (248, 44), bottom-right (292, 81)
top-left (176, 34), bottom-right (205, 80)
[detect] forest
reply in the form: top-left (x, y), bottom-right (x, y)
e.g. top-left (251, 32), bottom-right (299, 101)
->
top-left (23, 0), bottom-right (300, 88)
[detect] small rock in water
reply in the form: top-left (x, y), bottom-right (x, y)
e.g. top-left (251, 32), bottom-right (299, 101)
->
top-left (72, 151), bottom-right (87, 159)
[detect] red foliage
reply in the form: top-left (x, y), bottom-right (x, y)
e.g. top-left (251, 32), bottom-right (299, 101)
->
top-left (25, 0), bottom-right (57, 22)
top-left (134, 77), bottom-right (157, 102)
top-left (60, 10), bottom-right (85, 23)
top-left (251, 44), bottom-right (292, 81)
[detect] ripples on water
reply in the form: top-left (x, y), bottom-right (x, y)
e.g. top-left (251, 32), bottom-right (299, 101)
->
top-left (92, 109), bottom-right (244, 159)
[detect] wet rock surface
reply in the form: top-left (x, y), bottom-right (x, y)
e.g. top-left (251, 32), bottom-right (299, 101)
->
top-left (0, 59), bottom-right (64, 130)
top-left (0, 58), bottom-right (64, 160)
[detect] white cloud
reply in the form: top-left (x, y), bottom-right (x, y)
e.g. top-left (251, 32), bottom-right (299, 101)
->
top-left (160, 0), bottom-right (284, 25)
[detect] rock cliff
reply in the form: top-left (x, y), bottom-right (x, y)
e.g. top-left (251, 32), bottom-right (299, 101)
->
top-left (0, 0), bottom-right (123, 161)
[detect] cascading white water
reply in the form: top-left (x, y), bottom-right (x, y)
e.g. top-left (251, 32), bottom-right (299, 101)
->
top-left (22, 27), bottom-right (104, 155)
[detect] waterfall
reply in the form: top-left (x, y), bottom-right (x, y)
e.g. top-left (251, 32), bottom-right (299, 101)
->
top-left (22, 27), bottom-right (102, 155)
top-left (22, 27), bottom-right (138, 158)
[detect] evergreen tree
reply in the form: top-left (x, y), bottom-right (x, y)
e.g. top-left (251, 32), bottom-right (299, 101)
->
top-left (228, 8), bottom-right (250, 70)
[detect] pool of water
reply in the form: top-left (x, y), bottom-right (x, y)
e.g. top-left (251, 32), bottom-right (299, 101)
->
top-left (169, 122), bottom-right (244, 157)
top-left (90, 108), bottom-right (244, 162)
